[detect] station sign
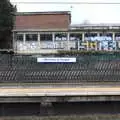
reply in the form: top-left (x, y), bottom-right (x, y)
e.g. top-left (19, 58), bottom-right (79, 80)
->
top-left (37, 57), bottom-right (76, 63)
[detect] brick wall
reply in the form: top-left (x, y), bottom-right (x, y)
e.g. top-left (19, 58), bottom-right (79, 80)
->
top-left (15, 12), bottom-right (71, 30)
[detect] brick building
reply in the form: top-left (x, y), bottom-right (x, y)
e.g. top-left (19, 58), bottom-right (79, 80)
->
top-left (13, 11), bottom-right (120, 54)
top-left (13, 11), bottom-right (72, 54)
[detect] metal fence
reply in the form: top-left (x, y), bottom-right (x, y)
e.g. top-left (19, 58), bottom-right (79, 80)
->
top-left (0, 53), bottom-right (120, 83)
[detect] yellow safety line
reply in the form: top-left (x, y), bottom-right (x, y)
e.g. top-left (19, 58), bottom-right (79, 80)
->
top-left (0, 87), bottom-right (120, 92)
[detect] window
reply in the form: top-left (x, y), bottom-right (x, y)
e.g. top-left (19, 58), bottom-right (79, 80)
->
top-left (100, 33), bottom-right (112, 37)
top-left (16, 34), bottom-right (23, 41)
top-left (115, 33), bottom-right (120, 41)
top-left (85, 33), bottom-right (97, 37)
top-left (40, 34), bottom-right (52, 41)
top-left (55, 33), bottom-right (67, 41)
top-left (26, 34), bottom-right (38, 41)
top-left (70, 33), bottom-right (82, 41)
top-left (85, 33), bottom-right (97, 41)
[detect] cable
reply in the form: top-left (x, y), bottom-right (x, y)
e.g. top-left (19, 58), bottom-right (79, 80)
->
top-left (11, 2), bottom-right (120, 4)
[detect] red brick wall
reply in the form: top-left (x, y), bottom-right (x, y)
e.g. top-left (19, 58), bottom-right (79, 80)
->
top-left (15, 13), bottom-right (71, 30)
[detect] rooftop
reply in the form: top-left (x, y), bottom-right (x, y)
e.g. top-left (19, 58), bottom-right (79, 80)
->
top-left (16, 11), bottom-right (71, 16)
top-left (70, 23), bottom-right (120, 30)
top-left (70, 23), bottom-right (120, 27)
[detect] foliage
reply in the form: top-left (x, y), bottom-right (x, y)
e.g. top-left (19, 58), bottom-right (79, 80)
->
top-left (57, 50), bottom-right (120, 56)
top-left (0, 0), bottom-right (16, 49)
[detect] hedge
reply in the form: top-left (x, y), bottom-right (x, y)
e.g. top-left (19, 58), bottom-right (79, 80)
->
top-left (57, 50), bottom-right (120, 56)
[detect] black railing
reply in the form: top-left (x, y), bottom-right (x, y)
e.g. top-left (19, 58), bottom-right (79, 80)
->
top-left (0, 53), bottom-right (120, 83)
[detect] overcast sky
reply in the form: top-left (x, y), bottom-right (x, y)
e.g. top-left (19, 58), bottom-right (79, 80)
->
top-left (10, 0), bottom-right (120, 24)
